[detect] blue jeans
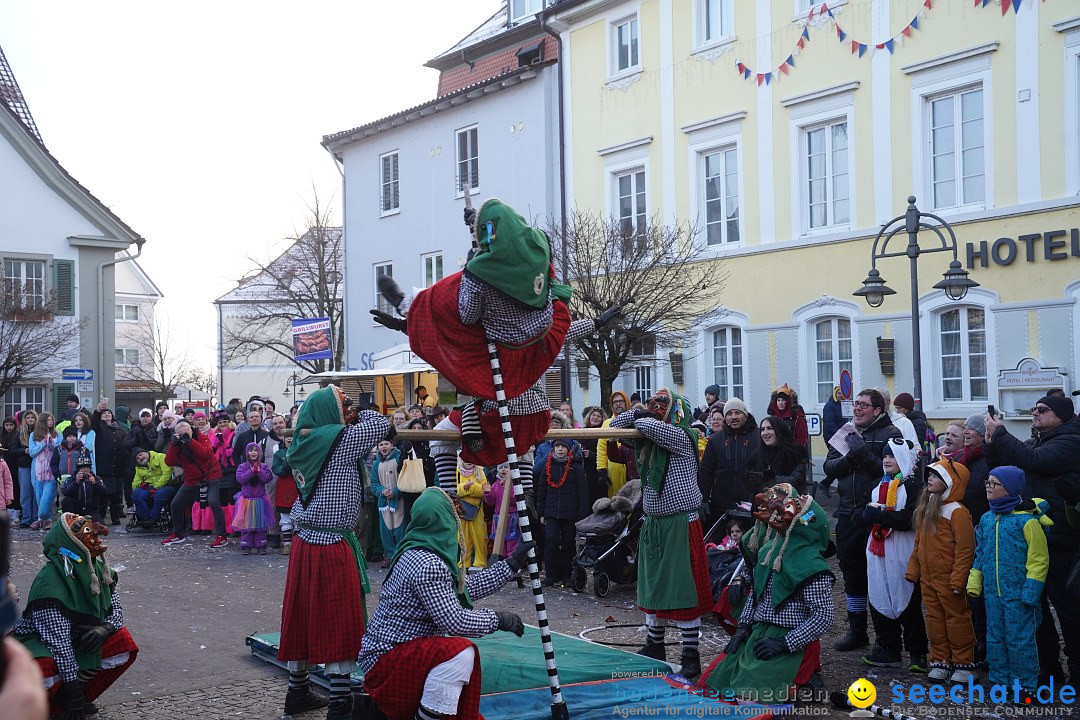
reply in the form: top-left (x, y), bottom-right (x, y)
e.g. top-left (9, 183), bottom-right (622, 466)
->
top-left (32, 477), bottom-right (57, 523)
top-left (18, 466), bottom-right (36, 525)
top-left (133, 485), bottom-right (177, 522)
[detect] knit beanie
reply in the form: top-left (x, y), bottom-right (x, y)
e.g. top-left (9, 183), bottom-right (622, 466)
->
top-left (63, 425), bottom-right (78, 438)
top-left (705, 384), bottom-right (721, 398)
top-left (724, 397), bottom-right (748, 416)
top-left (989, 465), bottom-right (1025, 497)
top-left (964, 413), bottom-right (986, 436)
top-left (893, 393), bottom-right (915, 411)
top-left (1037, 395), bottom-right (1076, 423)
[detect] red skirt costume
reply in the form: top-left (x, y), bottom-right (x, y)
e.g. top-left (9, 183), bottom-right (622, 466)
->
top-left (448, 407), bottom-right (550, 468)
top-left (278, 538), bottom-right (365, 663)
top-left (365, 636), bottom-right (483, 720)
top-left (408, 272), bottom-right (571, 401)
top-left (36, 628), bottom-right (139, 715)
top-left (639, 517), bottom-right (714, 621)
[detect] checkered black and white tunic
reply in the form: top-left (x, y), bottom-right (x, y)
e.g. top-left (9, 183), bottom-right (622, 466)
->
top-left (291, 412), bottom-right (389, 546)
top-left (358, 549), bottom-right (512, 675)
top-left (14, 589), bottom-right (125, 682)
top-left (459, 272), bottom-right (595, 350)
top-left (738, 572), bottom-right (835, 652)
top-left (609, 411), bottom-right (701, 517)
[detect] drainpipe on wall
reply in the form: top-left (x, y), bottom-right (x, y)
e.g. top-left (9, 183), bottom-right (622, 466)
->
top-left (539, 9), bottom-right (572, 403)
top-left (98, 239), bottom-right (144, 405)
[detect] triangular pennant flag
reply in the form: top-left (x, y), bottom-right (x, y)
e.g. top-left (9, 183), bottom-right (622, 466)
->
top-left (797, 37), bottom-right (806, 50)
top-left (902, 25), bottom-right (912, 37)
top-left (757, 73), bottom-right (764, 86)
top-left (737, 62), bottom-right (745, 73)
top-left (826, 8), bottom-right (835, 18)
top-left (924, 0), bottom-right (932, 7)
top-left (885, 39), bottom-right (895, 53)
top-left (764, 72), bottom-right (772, 85)
top-left (982, 0), bottom-right (990, 7)
top-left (786, 54), bottom-right (795, 67)
top-left (779, 63), bottom-right (790, 75)
top-left (802, 27), bottom-right (810, 41)
top-left (808, 5), bottom-right (816, 19)
top-left (851, 40), bottom-right (859, 54)
top-left (1013, 0), bottom-right (1022, 10)
top-left (911, 16), bottom-right (919, 29)
top-left (859, 43), bottom-right (867, 57)
top-left (1002, 0), bottom-right (1011, 14)
top-left (838, 28), bottom-right (847, 42)
top-left (875, 43), bottom-right (885, 49)
top-left (744, 66), bottom-right (752, 79)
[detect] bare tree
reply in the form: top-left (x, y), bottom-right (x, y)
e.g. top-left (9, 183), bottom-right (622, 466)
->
top-left (117, 312), bottom-right (196, 404)
top-left (549, 211), bottom-right (727, 407)
top-left (221, 194), bottom-right (344, 374)
top-left (185, 368), bottom-right (218, 399)
top-left (0, 285), bottom-right (87, 399)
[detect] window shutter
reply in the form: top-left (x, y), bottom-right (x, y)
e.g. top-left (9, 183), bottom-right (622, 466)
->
top-left (53, 259), bottom-right (75, 315)
top-left (54, 383), bottom-right (75, 418)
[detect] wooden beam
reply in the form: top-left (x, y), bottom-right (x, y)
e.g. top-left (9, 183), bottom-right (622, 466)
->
top-left (392, 427), bottom-right (645, 441)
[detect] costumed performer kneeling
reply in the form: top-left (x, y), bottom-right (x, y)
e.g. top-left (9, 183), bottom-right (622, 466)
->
top-left (278, 386), bottom-right (391, 720)
top-left (14, 513), bottom-right (138, 720)
top-left (358, 486), bottom-right (532, 720)
top-left (609, 388), bottom-right (713, 680)
top-left (699, 483), bottom-right (833, 704)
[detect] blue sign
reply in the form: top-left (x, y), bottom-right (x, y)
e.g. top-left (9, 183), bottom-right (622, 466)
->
top-left (61, 368), bottom-right (94, 381)
top-left (291, 318), bottom-right (333, 361)
top-left (806, 413), bottom-right (822, 437)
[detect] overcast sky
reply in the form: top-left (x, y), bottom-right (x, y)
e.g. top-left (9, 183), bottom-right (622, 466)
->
top-left (1, 0), bottom-right (501, 372)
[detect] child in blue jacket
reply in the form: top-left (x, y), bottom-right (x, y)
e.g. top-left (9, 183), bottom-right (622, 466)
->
top-left (966, 465), bottom-right (1052, 697)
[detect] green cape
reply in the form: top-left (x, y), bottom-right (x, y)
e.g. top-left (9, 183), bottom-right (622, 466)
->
top-left (388, 487), bottom-right (471, 608)
top-left (635, 391), bottom-right (698, 496)
top-left (286, 386), bottom-right (347, 505)
top-left (752, 498), bottom-right (832, 609)
top-left (466, 199), bottom-right (572, 309)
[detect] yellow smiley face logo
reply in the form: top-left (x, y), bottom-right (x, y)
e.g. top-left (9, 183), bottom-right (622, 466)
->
top-left (848, 678), bottom-right (877, 709)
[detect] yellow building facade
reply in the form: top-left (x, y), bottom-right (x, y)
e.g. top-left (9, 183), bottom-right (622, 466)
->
top-left (550, 0), bottom-right (1080, 445)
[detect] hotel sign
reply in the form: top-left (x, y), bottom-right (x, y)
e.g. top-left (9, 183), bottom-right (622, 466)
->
top-left (965, 228), bottom-right (1080, 268)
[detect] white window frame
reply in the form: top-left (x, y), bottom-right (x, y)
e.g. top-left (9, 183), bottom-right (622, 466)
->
top-left (510, 0), bottom-right (544, 23)
top-left (455, 125), bottom-right (479, 197)
top-left (685, 113), bottom-right (745, 252)
top-left (4, 385), bottom-right (45, 417)
top-left (373, 262), bottom-right (393, 317)
top-left (614, 168), bottom-right (647, 243)
top-left (701, 146), bottom-right (741, 247)
top-left (422, 253), bottom-right (443, 288)
top-left (801, 119), bottom-right (850, 232)
top-left (906, 48), bottom-right (995, 218)
top-left (115, 348), bottom-right (140, 367)
top-left (924, 86), bottom-right (986, 213)
top-left (786, 89), bottom-right (855, 238)
top-left (3, 258), bottom-right (46, 310)
top-left (694, 0), bottom-right (735, 50)
top-left (792, 297), bottom-right (862, 413)
top-left (1062, 24), bottom-right (1080, 196)
top-left (936, 306), bottom-right (989, 405)
top-left (919, 287), bottom-right (998, 413)
top-left (115, 303), bottom-right (140, 322)
top-left (609, 13), bottom-right (641, 79)
top-left (379, 151), bottom-right (400, 216)
top-left (710, 325), bottom-right (745, 401)
top-left (628, 335), bottom-right (656, 401)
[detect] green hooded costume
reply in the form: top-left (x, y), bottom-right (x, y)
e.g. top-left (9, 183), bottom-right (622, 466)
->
top-left (466, 199), bottom-right (572, 309)
top-left (388, 487), bottom-right (472, 608)
top-left (635, 389), bottom-right (699, 497)
top-left (16, 514), bottom-right (118, 670)
top-left (286, 385), bottom-right (348, 506)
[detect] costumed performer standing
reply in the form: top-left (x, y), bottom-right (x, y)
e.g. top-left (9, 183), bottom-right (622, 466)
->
top-left (14, 513), bottom-right (138, 720)
top-left (610, 388), bottom-right (712, 680)
top-left (359, 486), bottom-right (532, 720)
top-left (371, 199), bottom-right (621, 475)
top-left (277, 385), bottom-right (390, 720)
top-left (699, 483), bottom-right (833, 703)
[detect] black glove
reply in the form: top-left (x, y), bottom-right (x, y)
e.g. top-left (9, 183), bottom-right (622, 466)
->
top-left (598, 469), bottom-right (610, 488)
top-left (370, 309), bottom-right (407, 333)
top-left (384, 425), bottom-right (397, 443)
top-left (845, 431), bottom-right (866, 457)
top-left (77, 623), bottom-right (114, 653)
top-left (495, 611), bottom-right (525, 637)
top-left (464, 206), bottom-right (477, 231)
top-left (506, 540), bottom-right (535, 573)
top-left (595, 304), bottom-right (624, 330)
top-left (861, 504), bottom-right (884, 525)
top-left (724, 624), bottom-right (751, 656)
top-left (632, 409), bottom-right (653, 421)
top-left (57, 680), bottom-right (87, 720)
top-left (753, 637), bottom-right (790, 660)
top-left (724, 581), bottom-right (748, 606)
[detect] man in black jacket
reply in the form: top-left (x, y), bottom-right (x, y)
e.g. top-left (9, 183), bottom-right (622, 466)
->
top-left (697, 397), bottom-right (758, 532)
top-left (985, 394), bottom-right (1080, 685)
top-left (91, 405), bottom-right (128, 524)
top-left (822, 388), bottom-right (901, 652)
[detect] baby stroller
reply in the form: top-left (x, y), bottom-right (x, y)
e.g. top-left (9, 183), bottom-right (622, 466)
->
top-left (704, 504), bottom-right (753, 634)
top-left (569, 479), bottom-right (641, 597)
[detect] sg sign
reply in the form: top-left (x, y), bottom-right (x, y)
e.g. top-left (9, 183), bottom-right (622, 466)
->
top-left (358, 353), bottom-right (376, 371)
top-left (806, 413), bottom-right (822, 437)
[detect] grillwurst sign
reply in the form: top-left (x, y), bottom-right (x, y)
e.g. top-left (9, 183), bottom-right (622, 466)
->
top-left (965, 228), bottom-right (1080, 268)
top-left (292, 317), bottom-right (334, 361)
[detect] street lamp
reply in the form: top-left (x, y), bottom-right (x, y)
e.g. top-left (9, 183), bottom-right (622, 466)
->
top-left (282, 371), bottom-right (307, 403)
top-left (853, 196), bottom-right (978, 411)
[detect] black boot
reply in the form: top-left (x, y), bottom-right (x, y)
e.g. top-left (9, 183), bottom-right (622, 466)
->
top-left (284, 686), bottom-right (328, 715)
top-left (352, 691), bottom-right (388, 720)
top-left (637, 638), bottom-right (666, 662)
top-left (326, 695), bottom-right (353, 720)
top-left (834, 611), bottom-right (869, 652)
top-left (800, 672), bottom-right (829, 704)
top-left (57, 680), bottom-right (88, 720)
top-left (268, 534), bottom-right (282, 549)
top-left (678, 647), bottom-right (701, 680)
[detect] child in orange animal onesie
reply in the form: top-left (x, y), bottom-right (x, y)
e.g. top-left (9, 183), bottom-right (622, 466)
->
top-left (905, 458), bottom-right (976, 684)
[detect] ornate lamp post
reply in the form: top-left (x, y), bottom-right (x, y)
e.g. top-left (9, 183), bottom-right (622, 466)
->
top-left (853, 196), bottom-right (979, 410)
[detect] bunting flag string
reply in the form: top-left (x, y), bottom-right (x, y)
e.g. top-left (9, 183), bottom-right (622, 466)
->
top-left (828, 0), bottom-right (932, 59)
top-left (974, 0), bottom-right (1046, 15)
top-left (735, 22), bottom-right (809, 86)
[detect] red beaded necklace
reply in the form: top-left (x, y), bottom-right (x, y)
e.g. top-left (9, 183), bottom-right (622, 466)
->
top-left (545, 450), bottom-right (573, 489)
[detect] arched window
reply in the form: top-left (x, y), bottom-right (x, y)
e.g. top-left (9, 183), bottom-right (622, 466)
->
top-left (813, 317), bottom-right (853, 404)
top-left (938, 306), bottom-right (988, 403)
top-left (711, 326), bottom-right (744, 400)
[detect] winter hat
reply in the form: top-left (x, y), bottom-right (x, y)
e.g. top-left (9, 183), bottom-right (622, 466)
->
top-left (963, 413), bottom-right (986, 436)
top-left (182, 408), bottom-right (195, 417)
top-left (193, 411), bottom-right (207, 422)
top-left (1037, 395), bottom-right (1076, 423)
top-left (882, 438), bottom-right (918, 479)
top-left (724, 397), bottom-right (748, 416)
top-left (989, 465), bottom-right (1025, 497)
top-left (162, 410), bottom-right (177, 423)
top-left (66, 394), bottom-right (80, 404)
top-left (705, 384), bottom-right (721, 398)
top-left (63, 425), bottom-right (79, 439)
top-left (139, 408), bottom-right (153, 417)
top-left (75, 452), bottom-right (93, 468)
top-left (212, 411), bottom-right (232, 425)
top-left (774, 384), bottom-right (793, 399)
top-left (551, 438), bottom-right (571, 450)
top-left (893, 393), bottom-right (916, 411)
top-left (927, 459), bottom-right (968, 495)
